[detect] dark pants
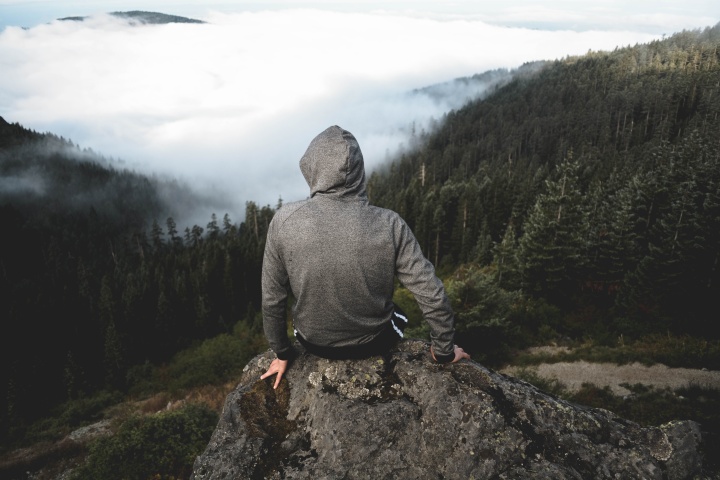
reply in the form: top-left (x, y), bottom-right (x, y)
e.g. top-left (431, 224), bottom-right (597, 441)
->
top-left (295, 305), bottom-right (409, 360)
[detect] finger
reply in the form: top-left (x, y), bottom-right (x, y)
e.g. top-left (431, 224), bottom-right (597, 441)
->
top-left (452, 348), bottom-right (470, 362)
top-left (273, 372), bottom-right (283, 389)
top-left (260, 364), bottom-right (279, 380)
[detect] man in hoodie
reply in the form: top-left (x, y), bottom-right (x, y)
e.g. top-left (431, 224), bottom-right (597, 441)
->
top-left (260, 126), bottom-right (469, 388)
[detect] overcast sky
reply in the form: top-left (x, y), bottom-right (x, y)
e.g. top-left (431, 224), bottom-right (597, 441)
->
top-left (1, 1), bottom-right (718, 225)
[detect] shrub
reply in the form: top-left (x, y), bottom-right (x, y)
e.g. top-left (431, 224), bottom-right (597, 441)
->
top-left (630, 334), bottom-right (720, 370)
top-left (70, 403), bottom-right (217, 480)
top-left (445, 265), bottom-right (524, 366)
top-left (393, 286), bottom-right (428, 340)
top-left (165, 323), bottom-right (267, 392)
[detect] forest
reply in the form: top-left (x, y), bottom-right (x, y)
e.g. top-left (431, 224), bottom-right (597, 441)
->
top-left (1, 22), bottom-right (720, 478)
top-left (0, 118), bottom-right (274, 443)
top-left (369, 24), bottom-right (720, 355)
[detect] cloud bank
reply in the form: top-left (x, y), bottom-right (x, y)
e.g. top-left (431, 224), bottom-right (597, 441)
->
top-left (0, 9), bottom-right (669, 221)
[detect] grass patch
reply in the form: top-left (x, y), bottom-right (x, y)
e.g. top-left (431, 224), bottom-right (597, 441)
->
top-left (510, 333), bottom-right (720, 370)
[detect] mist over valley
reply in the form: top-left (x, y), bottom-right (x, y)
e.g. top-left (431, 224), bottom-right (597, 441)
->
top-left (0, 7), bottom-right (667, 225)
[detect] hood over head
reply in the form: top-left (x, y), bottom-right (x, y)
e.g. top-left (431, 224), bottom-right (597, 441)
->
top-left (299, 126), bottom-right (367, 201)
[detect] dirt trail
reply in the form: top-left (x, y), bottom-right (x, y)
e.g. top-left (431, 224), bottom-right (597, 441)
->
top-left (501, 360), bottom-right (720, 396)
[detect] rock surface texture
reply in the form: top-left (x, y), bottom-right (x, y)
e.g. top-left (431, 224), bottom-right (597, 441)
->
top-left (191, 340), bottom-right (703, 479)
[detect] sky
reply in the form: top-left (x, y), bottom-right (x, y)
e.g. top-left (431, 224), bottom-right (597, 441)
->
top-left (1, 1), bottom-right (718, 226)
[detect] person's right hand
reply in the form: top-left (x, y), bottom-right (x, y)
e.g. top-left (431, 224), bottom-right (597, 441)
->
top-left (260, 358), bottom-right (289, 389)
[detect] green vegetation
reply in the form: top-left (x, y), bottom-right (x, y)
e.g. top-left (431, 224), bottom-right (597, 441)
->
top-left (510, 334), bottom-right (720, 370)
top-left (0, 319), bottom-right (260, 478)
top-left (0, 118), bottom-right (274, 444)
top-left (0, 118), bottom-right (272, 477)
top-left (69, 404), bottom-right (217, 480)
top-left (163, 322), bottom-right (267, 394)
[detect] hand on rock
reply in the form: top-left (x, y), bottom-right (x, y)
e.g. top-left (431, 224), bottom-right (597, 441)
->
top-left (260, 358), bottom-right (288, 389)
top-left (431, 344), bottom-right (470, 363)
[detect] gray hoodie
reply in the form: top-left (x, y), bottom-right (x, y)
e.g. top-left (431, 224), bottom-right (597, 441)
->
top-left (261, 125), bottom-right (455, 360)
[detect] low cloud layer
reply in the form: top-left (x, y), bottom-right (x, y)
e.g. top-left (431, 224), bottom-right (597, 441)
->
top-left (0, 8), bottom-right (696, 220)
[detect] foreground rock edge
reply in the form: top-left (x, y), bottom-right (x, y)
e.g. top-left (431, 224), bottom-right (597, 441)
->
top-left (191, 339), bottom-right (703, 480)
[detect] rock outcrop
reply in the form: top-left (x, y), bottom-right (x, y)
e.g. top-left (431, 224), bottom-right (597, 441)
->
top-left (191, 340), bottom-right (703, 479)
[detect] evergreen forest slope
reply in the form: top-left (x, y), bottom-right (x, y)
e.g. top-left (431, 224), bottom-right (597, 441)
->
top-left (0, 117), bottom-right (272, 445)
top-left (369, 24), bottom-right (720, 355)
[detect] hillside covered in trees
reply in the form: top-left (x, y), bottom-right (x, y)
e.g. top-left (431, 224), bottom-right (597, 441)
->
top-left (369, 24), bottom-right (720, 356)
top-left (0, 118), bottom-right (272, 444)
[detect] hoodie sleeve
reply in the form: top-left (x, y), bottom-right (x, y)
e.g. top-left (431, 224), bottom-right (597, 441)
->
top-left (393, 217), bottom-right (455, 360)
top-left (261, 216), bottom-right (295, 360)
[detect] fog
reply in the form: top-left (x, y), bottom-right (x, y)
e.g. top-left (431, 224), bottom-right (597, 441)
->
top-left (0, 7), bottom-right (708, 222)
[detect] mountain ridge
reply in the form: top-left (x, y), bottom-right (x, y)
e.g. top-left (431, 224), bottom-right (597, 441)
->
top-left (58, 11), bottom-right (205, 25)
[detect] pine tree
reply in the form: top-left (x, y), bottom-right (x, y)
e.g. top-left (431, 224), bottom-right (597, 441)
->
top-left (103, 320), bottom-right (124, 389)
top-left (150, 219), bottom-right (164, 251)
top-left (492, 221), bottom-right (521, 290)
top-left (518, 152), bottom-right (587, 299)
top-left (222, 213), bottom-right (235, 236)
top-left (166, 217), bottom-right (181, 247)
top-left (207, 213), bottom-right (219, 240)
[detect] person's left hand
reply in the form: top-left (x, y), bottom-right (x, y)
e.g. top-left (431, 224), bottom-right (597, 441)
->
top-left (260, 358), bottom-right (289, 389)
top-left (431, 344), bottom-right (470, 363)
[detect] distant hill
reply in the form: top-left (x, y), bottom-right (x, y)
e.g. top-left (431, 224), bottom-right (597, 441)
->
top-left (0, 115), bottom-right (43, 148)
top-left (58, 11), bottom-right (205, 25)
top-left (1, 116), bottom-right (170, 225)
top-left (412, 61), bottom-right (548, 111)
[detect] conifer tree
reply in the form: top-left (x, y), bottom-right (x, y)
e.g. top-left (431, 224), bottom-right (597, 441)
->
top-left (103, 320), bottom-right (124, 389)
top-left (518, 152), bottom-right (587, 299)
top-left (150, 219), bottom-right (164, 251)
top-left (207, 213), bottom-right (219, 240)
top-left (222, 213), bottom-right (234, 236)
top-left (166, 217), bottom-right (181, 247)
top-left (492, 221), bottom-right (521, 290)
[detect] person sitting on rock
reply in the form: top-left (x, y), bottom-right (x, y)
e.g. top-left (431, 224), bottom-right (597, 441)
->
top-left (260, 125), bottom-right (470, 388)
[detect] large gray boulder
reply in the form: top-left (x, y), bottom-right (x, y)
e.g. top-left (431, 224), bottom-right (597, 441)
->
top-left (191, 339), bottom-right (703, 479)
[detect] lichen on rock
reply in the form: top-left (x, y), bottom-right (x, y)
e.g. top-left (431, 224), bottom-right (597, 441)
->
top-left (191, 340), bottom-right (703, 479)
